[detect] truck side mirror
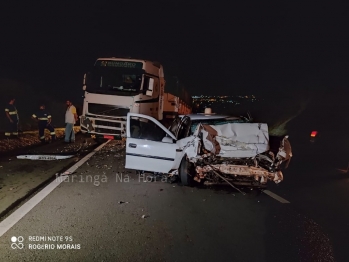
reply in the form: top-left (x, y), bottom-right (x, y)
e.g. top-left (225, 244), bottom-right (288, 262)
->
top-left (146, 78), bottom-right (154, 96)
top-left (148, 78), bottom-right (154, 91)
top-left (83, 73), bottom-right (87, 90)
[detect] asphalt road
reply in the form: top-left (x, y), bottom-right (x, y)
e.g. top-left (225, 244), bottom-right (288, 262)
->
top-left (0, 134), bottom-right (98, 216)
top-left (0, 138), bottom-right (344, 262)
top-left (267, 141), bottom-right (349, 262)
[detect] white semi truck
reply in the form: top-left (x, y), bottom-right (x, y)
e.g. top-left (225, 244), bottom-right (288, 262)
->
top-left (80, 57), bottom-right (191, 141)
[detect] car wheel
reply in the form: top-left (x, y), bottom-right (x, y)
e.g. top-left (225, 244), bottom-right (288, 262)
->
top-left (179, 157), bottom-right (193, 186)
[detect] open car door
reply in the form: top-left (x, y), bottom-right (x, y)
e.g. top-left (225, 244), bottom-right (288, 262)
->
top-left (125, 113), bottom-right (179, 173)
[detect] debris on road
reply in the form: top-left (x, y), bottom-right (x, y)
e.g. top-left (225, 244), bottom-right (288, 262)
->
top-left (118, 201), bottom-right (129, 204)
top-left (16, 155), bottom-right (74, 160)
top-left (0, 127), bottom-right (80, 153)
top-left (141, 215), bottom-right (148, 219)
top-left (210, 167), bottom-right (245, 195)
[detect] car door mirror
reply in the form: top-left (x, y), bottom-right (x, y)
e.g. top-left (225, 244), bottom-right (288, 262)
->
top-left (162, 136), bottom-right (173, 143)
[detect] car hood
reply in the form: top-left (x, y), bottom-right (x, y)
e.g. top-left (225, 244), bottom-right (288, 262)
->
top-left (195, 122), bottom-right (270, 158)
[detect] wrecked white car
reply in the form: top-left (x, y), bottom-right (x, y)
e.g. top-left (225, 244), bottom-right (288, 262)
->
top-left (125, 113), bottom-right (292, 188)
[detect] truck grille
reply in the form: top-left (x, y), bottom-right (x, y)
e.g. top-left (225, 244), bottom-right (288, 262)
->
top-left (88, 103), bottom-right (130, 117)
top-left (94, 128), bottom-right (122, 134)
top-left (95, 120), bottom-right (121, 128)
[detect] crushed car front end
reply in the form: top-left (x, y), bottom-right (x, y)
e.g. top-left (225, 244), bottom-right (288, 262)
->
top-left (183, 122), bottom-right (292, 188)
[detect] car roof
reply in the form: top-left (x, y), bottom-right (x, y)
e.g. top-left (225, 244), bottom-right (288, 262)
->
top-left (179, 114), bottom-right (240, 121)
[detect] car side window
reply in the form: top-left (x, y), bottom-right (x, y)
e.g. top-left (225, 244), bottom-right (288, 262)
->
top-left (177, 125), bottom-right (187, 139)
top-left (168, 117), bottom-right (181, 136)
top-left (130, 116), bottom-right (166, 142)
top-left (177, 116), bottom-right (191, 140)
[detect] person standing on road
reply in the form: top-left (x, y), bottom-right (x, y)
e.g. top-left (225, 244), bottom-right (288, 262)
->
top-left (32, 104), bottom-right (56, 143)
top-left (4, 97), bottom-right (19, 139)
top-left (65, 100), bottom-right (78, 143)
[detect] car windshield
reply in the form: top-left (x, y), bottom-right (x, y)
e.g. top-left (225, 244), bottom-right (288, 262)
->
top-left (190, 118), bottom-right (245, 134)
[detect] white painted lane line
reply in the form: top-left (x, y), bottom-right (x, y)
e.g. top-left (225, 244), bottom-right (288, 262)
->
top-left (263, 190), bottom-right (290, 204)
top-left (0, 140), bottom-right (111, 238)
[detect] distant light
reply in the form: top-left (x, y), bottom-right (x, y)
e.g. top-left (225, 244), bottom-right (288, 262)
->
top-left (310, 131), bottom-right (318, 137)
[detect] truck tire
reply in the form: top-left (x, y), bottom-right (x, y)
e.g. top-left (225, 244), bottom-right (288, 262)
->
top-left (95, 137), bottom-right (107, 145)
top-left (179, 157), bottom-right (193, 186)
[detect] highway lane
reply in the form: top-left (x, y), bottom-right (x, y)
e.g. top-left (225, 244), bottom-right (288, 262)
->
top-left (268, 142), bottom-right (349, 262)
top-left (0, 141), bottom-right (335, 262)
top-left (0, 134), bottom-right (98, 217)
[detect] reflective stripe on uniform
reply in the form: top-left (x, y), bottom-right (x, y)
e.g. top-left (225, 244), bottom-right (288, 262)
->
top-left (38, 118), bottom-right (48, 120)
top-left (32, 114), bottom-right (37, 118)
top-left (40, 136), bottom-right (45, 139)
top-left (5, 109), bottom-right (9, 112)
top-left (50, 132), bottom-right (56, 135)
top-left (48, 115), bottom-right (52, 118)
top-left (5, 132), bottom-right (10, 136)
top-left (9, 111), bottom-right (17, 115)
top-left (12, 132), bottom-right (18, 135)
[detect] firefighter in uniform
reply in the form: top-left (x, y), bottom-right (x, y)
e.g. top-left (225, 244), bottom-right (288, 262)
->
top-left (32, 104), bottom-right (56, 143)
top-left (5, 98), bottom-right (19, 138)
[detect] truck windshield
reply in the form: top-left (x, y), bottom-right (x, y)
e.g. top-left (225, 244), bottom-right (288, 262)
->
top-left (87, 67), bottom-right (144, 96)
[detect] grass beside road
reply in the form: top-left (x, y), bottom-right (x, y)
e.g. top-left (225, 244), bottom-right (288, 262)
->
top-left (0, 127), bottom-right (81, 153)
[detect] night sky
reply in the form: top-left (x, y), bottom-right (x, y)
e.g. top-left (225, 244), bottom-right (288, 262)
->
top-left (1, 2), bottom-right (349, 100)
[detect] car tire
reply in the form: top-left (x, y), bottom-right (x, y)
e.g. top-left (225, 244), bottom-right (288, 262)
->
top-left (179, 156), bottom-right (193, 186)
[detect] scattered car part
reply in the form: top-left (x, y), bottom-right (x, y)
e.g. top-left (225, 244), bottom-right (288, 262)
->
top-left (16, 155), bottom-right (74, 160)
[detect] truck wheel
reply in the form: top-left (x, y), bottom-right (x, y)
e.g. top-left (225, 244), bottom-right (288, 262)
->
top-left (179, 157), bottom-right (193, 186)
top-left (95, 137), bottom-right (106, 145)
